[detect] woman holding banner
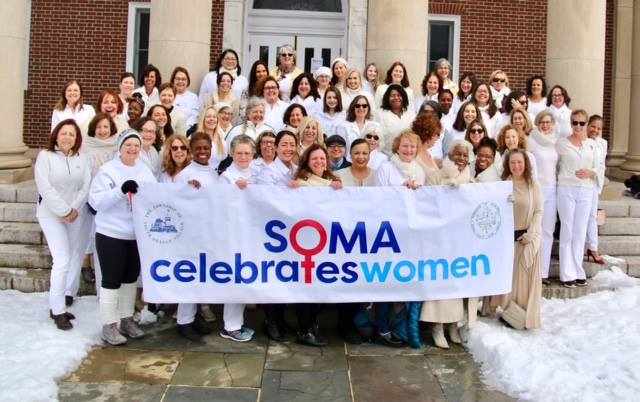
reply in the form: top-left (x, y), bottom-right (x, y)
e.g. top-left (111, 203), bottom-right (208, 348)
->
top-left (89, 129), bottom-right (157, 345)
top-left (288, 144), bottom-right (342, 346)
top-left (421, 139), bottom-right (476, 349)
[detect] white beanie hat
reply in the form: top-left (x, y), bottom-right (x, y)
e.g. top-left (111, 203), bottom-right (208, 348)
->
top-left (117, 128), bottom-right (142, 151)
top-left (313, 66), bottom-right (332, 80)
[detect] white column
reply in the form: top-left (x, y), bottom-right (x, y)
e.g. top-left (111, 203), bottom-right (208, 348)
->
top-left (0, 0), bottom-right (32, 183)
top-left (621, 0), bottom-right (640, 173)
top-left (366, 0), bottom-right (428, 96)
top-left (609, 0), bottom-right (634, 168)
top-left (546, 0), bottom-right (606, 115)
top-left (223, 0), bottom-right (244, 63)
top-left (347, 0), bottom-right (368, 72)
top-left (148, 0), bottom-right (212, 90)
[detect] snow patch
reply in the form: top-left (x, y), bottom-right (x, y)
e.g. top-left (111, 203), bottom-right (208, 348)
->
top-left (0, 290), bottom-right (102, 402)
top-left (468, 269), bottom-right (640, 402)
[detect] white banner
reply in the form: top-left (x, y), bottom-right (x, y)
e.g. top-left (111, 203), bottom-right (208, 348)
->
top-left (133, 182), bottom-right (514, 303)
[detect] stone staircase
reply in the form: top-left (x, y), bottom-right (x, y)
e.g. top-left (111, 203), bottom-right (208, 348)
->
top-left (0, 181), bottom-right (638, 300)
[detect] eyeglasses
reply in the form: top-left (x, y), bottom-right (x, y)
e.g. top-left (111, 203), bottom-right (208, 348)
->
top-left (469, 128), bottom-right (484, 134)
top-left (492, 78), bottom-right (506, 83)
top-left (572, 121), bottom-right (587, 127)
top-left (518, 100), bottom-right (528, 105)
top-left (552, 94), bottom-right (564, 98)
top-left (223, 56), bottom-right (237, 62)
top-left (141, 128), bottom-right (156, 134)
top-left (539, 120), bottom-right (553, 125)
top-left (354, 104), bottom-right (369, 109)
top-left (365, 134), bottom-right (379, 141)
top-left (261, 140), bottom-right (275, 146)
top-left (328, 144), bottom-right (345, 149)
top-left (219, 111), bottom-right (232, 116)
top-left (171, 145), bottom-right (187, 151)
top-left (174, 77), bottom-right (188, 82)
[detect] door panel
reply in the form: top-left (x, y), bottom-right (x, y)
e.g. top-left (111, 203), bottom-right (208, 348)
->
top-left (247, 34), bottom-right (341, 74)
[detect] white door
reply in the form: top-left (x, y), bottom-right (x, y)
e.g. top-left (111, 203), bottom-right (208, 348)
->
top-left (246, 34), bottom-right (343, 74)
top-left (247, 33), bottom-right (295, 71)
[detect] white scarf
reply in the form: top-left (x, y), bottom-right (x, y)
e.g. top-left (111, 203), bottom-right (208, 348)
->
top-left (441, 158), bottom-right (472, 185)
top-left (81, 135), bottom-right (118, 177)
top-left (390, 154), bottom-right (426, 184)
top-left (530, 127), bottom-right (556, 147)
top-left (219, 67), bottom-right (238, 79)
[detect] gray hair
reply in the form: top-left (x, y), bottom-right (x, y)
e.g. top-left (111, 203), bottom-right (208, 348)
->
top-left (435, 58), bottom-right (452, 70)
top-left (534, 110), bottom-right (555, 126)
top-left (230, 134), bottom-right (256, 154)
top-left (245, 96), bottom-right (265, 115)
top-left (448, 139), bottom-right (473, 158)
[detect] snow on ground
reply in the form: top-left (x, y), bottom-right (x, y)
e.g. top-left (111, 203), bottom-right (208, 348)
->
top-left (0, 291), bottom-right (102, 402)
top-left (468, 267), bottom-right (640, 402)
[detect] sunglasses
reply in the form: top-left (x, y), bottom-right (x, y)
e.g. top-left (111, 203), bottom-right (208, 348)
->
top-left (280, 53), bottom-right (294, 57)
top-left (354, 104), bottom-right (369, 109)
top-left (365, 134), bottom-right (379, 140)
top-left (572, 121), bottom-right (587, 127)
top-left (469, 128), bottom-right (484, 134)
top-left (171, 145), bottom-right (188, 151)
top-left (492, 78), bottom-right (506, 83)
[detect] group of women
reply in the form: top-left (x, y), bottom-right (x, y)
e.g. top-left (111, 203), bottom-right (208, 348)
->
top-left (37, 47), bottom-right (607, 349)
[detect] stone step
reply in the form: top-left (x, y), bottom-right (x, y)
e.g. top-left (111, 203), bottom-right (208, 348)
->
top-left (548, 259), bottom-right (607, 279)
top-left (0, 222), bottom-right (45, 245)
top-left (598, 200), bottom-right (632, 217)
top-left (0, 267), bottom-right (96, 295)
top-left (0, 202), bottom-right (37, 223)
top-left (0, 244), bottom-right (51, 269)
top-left (542, 281), bottom-right (609, 299)
top-left (552, 236), bottom-right (640, 256)
top-left (0, 180), bottom-right (38, 204)
top-left (600, 217), bottom-right (640, 235)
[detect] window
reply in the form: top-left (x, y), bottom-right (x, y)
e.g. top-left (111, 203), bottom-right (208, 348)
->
top-left (126, 3), bottom-right (151, 81)
top-left (427, 15), bottom-right (460, 83)
top-left (253, 0), bottom-right (342, 12)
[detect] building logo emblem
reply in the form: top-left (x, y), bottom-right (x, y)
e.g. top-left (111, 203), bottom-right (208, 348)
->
top-left (144, 204), bottom-right (184, 243)
top-left (471, 202), bottom-right (501, 239)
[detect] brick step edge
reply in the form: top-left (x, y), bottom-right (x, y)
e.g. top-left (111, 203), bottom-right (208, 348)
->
top-left (0, 267), bottom-right (96, 295)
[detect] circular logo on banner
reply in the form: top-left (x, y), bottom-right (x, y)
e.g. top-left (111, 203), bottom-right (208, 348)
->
top-left (471, 202), bottom-right (501, 239)
top-left (143, 204), bottom-right (184, 244)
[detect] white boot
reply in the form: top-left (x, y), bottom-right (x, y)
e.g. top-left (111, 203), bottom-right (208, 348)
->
top-left (118, 282), bottom-right (137, 320)
top-left (447, 322), bottom-right (462, 344)
top-left (431, 323), bottom-right (449, 349)
top-left (100, 287), bottom-right (126, 345)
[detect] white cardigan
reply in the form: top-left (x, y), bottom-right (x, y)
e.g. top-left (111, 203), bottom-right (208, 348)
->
top-left (377, 109), bottom-right (416, 155)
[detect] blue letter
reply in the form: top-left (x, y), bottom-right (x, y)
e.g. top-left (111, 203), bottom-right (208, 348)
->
top-left (329, 222), bottom-right (367, 254)
top-left (275, 260), bottom-right (299, 282)
top-left (150, 260), bottom-right (171, 282)
top-left (210, 262), bottom-right (232, 283)
top-left (370, 221), bottom-right (401, 253)
top-left (235, 253), bottom-right (258, 283)
top-left (261, 260), bottom-right (275, 282)
top-left (393, 260), bottom-right (416, 282)
top-left (340, 262), bottom-right (358, 283)
top-left (174, 260), bottom-right (196, 282)
top-left (199, 253), bottom-right (207, 282)
top-left (471, 254), bottom-right (491, 276)
top-left (450, 257), bottom-right (469, 278)
top-left (317, 262), bottom-right (339, 283)
top-left (418, 259), bottom-right (449, 280)
top-left (264, 220), bottom-right (287, 252)
top-left (360, 261), bottom-right (392, 283)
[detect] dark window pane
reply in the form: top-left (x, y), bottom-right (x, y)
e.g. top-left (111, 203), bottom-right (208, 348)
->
top-left (253, 0), bottom-right (342, 12)
top-left (304, 48), bottom-right (314, 73)
top-left (321, 48), bottom-right (331, 67)
top-left (259, 46), bottom-right (269, 64)
top-left (428, 23), bottom-right (452, 72)
top-left (134, 9), bottom-right (151, 80)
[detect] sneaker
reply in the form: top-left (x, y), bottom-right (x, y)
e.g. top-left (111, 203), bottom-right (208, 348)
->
top-left (575, 279), bottom-right (588, 287)
top-left (102, 323), bottom-right (127, 345)
top-left (51, 313), bottom-right (73, 331)
top-left (562, 281), bottom-right (576, 288)
top-left (199, 304), bottom-right (217, 322)
top-left (375, 331), bottom-right (403, 348)
top-left (296, 328), bottom-right (328, 347)
top-left (220, 328), bottom-right (253, 342)
top-left (120, 317), bottom-right (145, 339)
top-left (242, 326), bottom-right (255, 337)
top-left (178, 323), bottom-right (202, 341)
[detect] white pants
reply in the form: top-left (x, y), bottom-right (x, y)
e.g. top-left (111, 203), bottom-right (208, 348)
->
top-left (557, 186), bottom-right (592, 281)
top-left (540, 186), bottom-right (557, 279)
top-left (176, 303), bottom-right (245, 330)
top-left (586, 183), bottom-right (600, 251)
top-left (38, 206), bottom-right (91, 315)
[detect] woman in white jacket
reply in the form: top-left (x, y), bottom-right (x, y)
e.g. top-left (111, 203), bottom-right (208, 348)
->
top-left (89, 129), bottom-right (157, 345)
top-left (585, 115), bottom-right (608, 265)
top-left (35, 119), bottom-right (92, 330)
top-left (377, 85), bottom-right (416, 155)
top-left (546, 85), bottom-right (572, 138)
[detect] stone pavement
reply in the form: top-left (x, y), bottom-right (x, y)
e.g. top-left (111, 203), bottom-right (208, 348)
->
top-left (59, 307), bottom-right (515, 402)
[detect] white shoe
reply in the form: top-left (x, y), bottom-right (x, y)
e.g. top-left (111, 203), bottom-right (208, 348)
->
top-left (102, 323), bottom-right (127, 346)
top-left (431, 323), bottom-right (449, 349)
top-left (447, 323), bottom-right (462, 344)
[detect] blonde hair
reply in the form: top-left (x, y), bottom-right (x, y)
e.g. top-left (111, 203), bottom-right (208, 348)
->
top-left (196, 106), bottom-right (225, 157)
top-left (345, 68), bottom-right (363, 91)
top-left (510, 109), bottom-right (533, 134)
top-left (490, 69), bottom-right (510, 87)
top-left (391, 129), bottom-right (423, 157)
top-left (497, 124), bottom-right (527, 154)
top-left (162, 134), bottom-right (191, 177)
top-left (298, 117), bottom-right (325, 146)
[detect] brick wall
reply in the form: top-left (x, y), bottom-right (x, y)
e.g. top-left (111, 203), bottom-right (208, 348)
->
top-left (603, 0), bottom-right (614, 141)
top-left (429, 0), bottom-right (547, 93)
top-left (24, 0), bottom-right (225, 148)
